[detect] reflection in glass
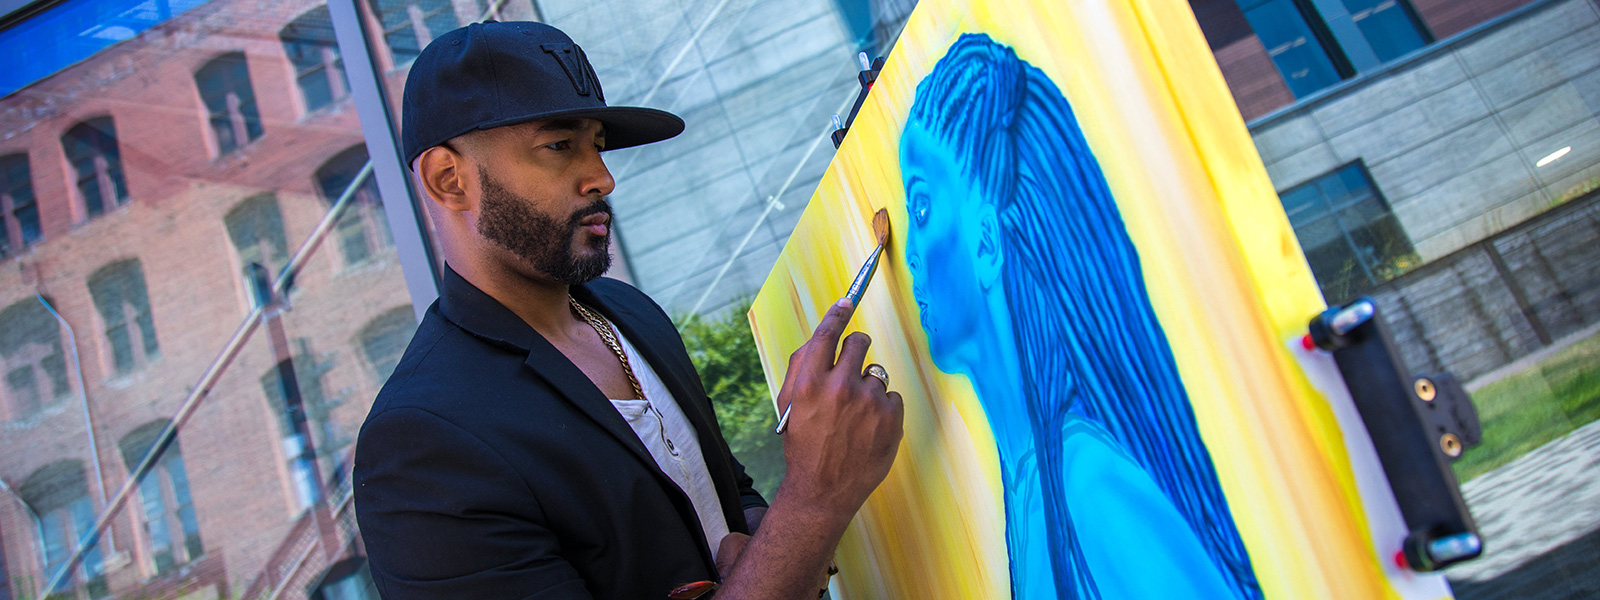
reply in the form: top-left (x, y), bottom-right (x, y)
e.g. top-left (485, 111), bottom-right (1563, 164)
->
top-left (1341, 0), bottom-right (1428, 62)
top-left (1237, 0), bottom-right (1344, 97)
top-left (1281, 162), bottom-right (1418, 303)
top-left (282, 6), bottom-right (350, 114)
top-left (87, 259), bottom-right (161, 374)
top-left (61, 118), bottom-right (129, 218)
top-left (1, 153), bottom-right (42, 255)
top-left (196, 52), bottom-right (266, 156)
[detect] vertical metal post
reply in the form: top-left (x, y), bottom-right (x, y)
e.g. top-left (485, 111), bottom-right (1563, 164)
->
top-left (327, 0), bottom-right (440, 321)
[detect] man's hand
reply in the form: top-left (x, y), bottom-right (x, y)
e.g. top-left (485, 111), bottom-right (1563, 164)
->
top-left (775, 298), bottom-right (905, 513)
top-left (711, 298), bottom-right (904, 600)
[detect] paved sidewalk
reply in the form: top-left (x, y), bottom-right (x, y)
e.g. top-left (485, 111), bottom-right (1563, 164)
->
top-left (1446, 418), bottom-right (1600, 599)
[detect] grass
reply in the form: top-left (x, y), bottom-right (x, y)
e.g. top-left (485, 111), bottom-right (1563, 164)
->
top-left (1452, 330), bottom-right (1600, 482)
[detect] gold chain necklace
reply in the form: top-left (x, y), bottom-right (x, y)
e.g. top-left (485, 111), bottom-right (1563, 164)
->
top-left (569, 296), bottom-right (679, 456)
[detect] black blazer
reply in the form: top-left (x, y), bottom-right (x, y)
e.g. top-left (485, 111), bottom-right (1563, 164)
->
top-left (353, 268), bottom-right (767, 599)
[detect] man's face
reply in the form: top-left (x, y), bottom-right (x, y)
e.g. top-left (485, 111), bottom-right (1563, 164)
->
top-left (469, 118), bottom-right (616, 284)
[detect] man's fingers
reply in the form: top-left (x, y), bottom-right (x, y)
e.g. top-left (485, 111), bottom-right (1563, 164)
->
top-left (837, 332), bottom-right (872, 374)
top-left (806, 298), bottom-right (856, 358)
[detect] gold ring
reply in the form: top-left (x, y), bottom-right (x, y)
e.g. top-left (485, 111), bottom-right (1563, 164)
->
top-left (865, 364), bottom-right (889, 388)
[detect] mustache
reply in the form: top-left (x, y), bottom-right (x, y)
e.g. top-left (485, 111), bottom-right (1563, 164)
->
top-left (568, 198), bottom-right (612, 226)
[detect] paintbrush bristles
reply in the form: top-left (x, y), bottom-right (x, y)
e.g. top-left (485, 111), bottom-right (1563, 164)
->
top-left (872, 208), bottom-right (890, 247)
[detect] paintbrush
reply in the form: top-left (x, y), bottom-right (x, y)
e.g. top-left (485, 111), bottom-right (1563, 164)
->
top-left (776, 208), bottom-right (891, 435)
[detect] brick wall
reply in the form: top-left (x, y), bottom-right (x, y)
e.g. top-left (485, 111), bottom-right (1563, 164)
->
top-left (0, 0), bottom-right (448, 596)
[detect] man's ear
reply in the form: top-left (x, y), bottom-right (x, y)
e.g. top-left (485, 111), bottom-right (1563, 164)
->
top-left (976, 203), bottom-right (1004, 291)
top-left (416, 145), bottom-right (473, 212)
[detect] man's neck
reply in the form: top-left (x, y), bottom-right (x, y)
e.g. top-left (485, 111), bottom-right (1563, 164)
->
top-left (452, 259), bottom-right (585, 344)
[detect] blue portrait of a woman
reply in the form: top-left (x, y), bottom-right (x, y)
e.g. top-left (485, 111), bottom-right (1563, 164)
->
top-left (899, 34), bottom-right (1263, 599)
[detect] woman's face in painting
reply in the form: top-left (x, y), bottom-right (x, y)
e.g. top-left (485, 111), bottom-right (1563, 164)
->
top-left (899, 121), bottom-right (1000, 373)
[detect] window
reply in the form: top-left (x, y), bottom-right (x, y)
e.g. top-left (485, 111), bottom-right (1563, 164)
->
top-left (1, 153), bottom-right (42, 256)
top-left (281, 7), bottom-right (349, 113)
top-left (316, 146), bottom-right (390, 265)
top-left (87, 258), bottom-right (160, 373)
top-left (1237, 0), bottom-right (1347, 97)
top-left (1280, 162), bottom-right (1419, 303)
top-left (0, 299), bottom-right (71, 422)
top-left (61, 118), bottom-right (129, 218)
top-left (224, 193), bottom-right (290, 276)
top-left (368, 0), bottom-right (469, 66)
top-left (18, 461), bottom-right (106, 597)
top-left (259, 339), bottom-right (339, 510)
top-left (1340, 0), bottom-right (1428, 62)
top-left (1236, 0), bottom-right (1430, 97)
top-left (119, 422), bottom-right (203, 574)
top-left (311, 557), bottom-right (380, 600)
top-left (195, 52), bottom-right (265, 155)
top-left (357, 307), bottom-right (416, 384)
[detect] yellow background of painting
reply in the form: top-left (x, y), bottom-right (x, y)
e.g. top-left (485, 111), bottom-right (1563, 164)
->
top-left (749, 0), bottom-right (1422, 598)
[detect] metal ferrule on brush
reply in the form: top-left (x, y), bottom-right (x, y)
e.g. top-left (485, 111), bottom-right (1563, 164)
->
top-left (846, 245), bottom-right (883, 307)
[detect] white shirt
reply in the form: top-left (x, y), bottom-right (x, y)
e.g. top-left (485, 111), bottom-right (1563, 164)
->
top-left (608, 331), bottom-right (731, 560)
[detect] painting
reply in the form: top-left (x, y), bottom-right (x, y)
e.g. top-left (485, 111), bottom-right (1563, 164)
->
top-left (748, 0), bottom-right (1455, 598)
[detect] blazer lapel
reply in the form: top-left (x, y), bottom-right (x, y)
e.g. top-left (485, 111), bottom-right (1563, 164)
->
top-left (574, 284), bottom-right (753, 536)
top-left (518, 335), bottom-right (663, 473)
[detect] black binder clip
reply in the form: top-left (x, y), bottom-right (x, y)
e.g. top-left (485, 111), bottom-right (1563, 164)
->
top-left (1307, 297), bottom-right (1485, 572)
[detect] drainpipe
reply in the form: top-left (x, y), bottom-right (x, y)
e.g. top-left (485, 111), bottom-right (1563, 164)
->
top-left (35, 294), bottom-right (116, 555)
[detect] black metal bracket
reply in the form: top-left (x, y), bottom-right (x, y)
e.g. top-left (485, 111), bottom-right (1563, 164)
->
top-left (1307, 297), bottom-right (1484, 572)
top-left (831, 52), bottom-right (886, 149)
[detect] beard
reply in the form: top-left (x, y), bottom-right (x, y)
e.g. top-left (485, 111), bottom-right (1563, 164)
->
top-left (476, 167), bottom-right (613, 284)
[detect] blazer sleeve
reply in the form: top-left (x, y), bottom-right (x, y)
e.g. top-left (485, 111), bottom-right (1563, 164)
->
top-left (354, 407), bottom-right (592, 600)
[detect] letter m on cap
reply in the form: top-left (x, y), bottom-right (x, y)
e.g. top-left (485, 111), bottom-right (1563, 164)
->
top-left (541, 43), bottom-right (605, 102)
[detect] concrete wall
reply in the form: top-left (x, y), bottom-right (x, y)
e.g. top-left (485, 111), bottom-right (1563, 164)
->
top-left (1250, 0), bottom-right (1600, 262)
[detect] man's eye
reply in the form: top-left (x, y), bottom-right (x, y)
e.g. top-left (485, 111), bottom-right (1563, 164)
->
top-left (914, 195), bottom-right (929, 224)
top-left (546, 140), bottom-right (571, 151)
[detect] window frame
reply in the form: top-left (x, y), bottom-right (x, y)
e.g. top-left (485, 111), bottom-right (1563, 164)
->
top-left (1279, 161), bottom-right (1420, 302)
top-left (60, 117), bottom-right (129, 220)
top-left (87, 258), bottom-right (161, 374)
top-left (194, 52), bottom-right (266, 157)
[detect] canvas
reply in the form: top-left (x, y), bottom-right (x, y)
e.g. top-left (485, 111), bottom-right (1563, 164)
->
top-left (747, 0), bottom-right (1458, 598)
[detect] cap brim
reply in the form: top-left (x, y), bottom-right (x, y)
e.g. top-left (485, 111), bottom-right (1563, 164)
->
top-left (477, 105), bottom-right (685, 152)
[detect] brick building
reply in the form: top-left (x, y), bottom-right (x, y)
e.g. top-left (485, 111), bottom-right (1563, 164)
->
top-left (0, 0), bottom-right (532, 598)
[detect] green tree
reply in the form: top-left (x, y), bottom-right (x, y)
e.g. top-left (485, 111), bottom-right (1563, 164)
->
top-left (676, 298), bottom-right (784, 499)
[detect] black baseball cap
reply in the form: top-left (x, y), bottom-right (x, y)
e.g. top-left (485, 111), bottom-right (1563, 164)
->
top-left (401, 20), bottom-right (684, 169)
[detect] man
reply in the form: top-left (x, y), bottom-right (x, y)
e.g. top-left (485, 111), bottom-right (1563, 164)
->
top-left (352, 20), bottom-right (904, 600)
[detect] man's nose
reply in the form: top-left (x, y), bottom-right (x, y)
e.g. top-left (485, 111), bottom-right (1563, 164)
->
top-left (582, 149), bottom-right (616, 198)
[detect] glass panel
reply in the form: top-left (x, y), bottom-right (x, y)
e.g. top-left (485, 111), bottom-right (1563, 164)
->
top-left (1240, 0), bottom-right (1345, 97)
top-left (1341, 0), bottom-right (1428, 62)
top-left (0, 0), bottom-right (418, 597)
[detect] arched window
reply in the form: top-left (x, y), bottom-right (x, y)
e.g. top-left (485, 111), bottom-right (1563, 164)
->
top-left (356, 307), bottom-right (416, 384)
top-left (0, 298), bottom-right (70, 422)
top-left (1, 153), bottom-right (42, 256)
top-left (258, 339), bottom-right (338, 510)
top-left (315, 146), bottom-right (390, 266)
top-left (367, 0), bottom-right (473, 66)
top-left (195, 52), bottom-right (264, 155)
top-left (119, 422), bottom-right (203, 574)
top-left (311, 556), bottom-right (379, 600)
top-left (61, 117), bottom-right (129, 218)
top-left (281, 7), bottom-right (348, 113)
top-left (87, 258), bottom-right (160, 373)
top-left (224, 193), bottom-right (290, 276)
top-left (18, 460), bottom-right (106, 596)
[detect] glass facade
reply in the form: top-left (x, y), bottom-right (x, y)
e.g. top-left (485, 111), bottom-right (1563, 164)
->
top-left (0, 0), bottom-right (1592, 598)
